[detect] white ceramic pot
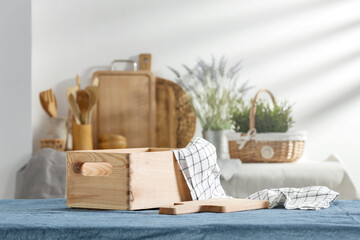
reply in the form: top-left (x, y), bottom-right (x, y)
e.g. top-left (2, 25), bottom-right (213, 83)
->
top-left (202, 130), bottom-right (230, 160)
top-left (44, 117), bottom-right (71, 149)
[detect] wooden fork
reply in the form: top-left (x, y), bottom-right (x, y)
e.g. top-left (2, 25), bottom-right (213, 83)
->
top-left (39, 89), bottom-right (57, 117)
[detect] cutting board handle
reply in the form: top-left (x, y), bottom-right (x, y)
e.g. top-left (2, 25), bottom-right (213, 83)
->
top-left (111, 60), bottom-right (137, 71)
top-left (74, 162), bottom-right (113, 177)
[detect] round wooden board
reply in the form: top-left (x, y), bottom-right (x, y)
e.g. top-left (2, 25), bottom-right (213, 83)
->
top-left (156, 77), bottom-right (196, 148)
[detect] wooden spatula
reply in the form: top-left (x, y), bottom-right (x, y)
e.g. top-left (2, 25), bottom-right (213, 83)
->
top-left (159, 198), bottom-right (269, 215)
top-left (76, 90), bottom-right (91, 124)
top-left (39, 89), bottom-right (57, 117)
top-left (85, 85), bottom-right (99, 124)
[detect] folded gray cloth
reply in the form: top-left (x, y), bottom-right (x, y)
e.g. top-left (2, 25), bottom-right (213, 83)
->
top-left (15, 148), bottom-right (66, 199)
top-left (173, 137), bottom-right (227, 200)
top-left (248, 186), bottom-right (339, 210)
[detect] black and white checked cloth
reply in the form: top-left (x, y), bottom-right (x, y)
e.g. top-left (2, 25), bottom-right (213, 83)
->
top-left (248, 186), bottom-right (339, 210)
top-left (173, 137), bottom-right (227, 200)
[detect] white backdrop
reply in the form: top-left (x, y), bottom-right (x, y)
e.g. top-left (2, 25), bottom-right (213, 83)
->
top-left (0, 0), bottom-right (31, 198)
top-left (31, 0), bottom-right (360, 198)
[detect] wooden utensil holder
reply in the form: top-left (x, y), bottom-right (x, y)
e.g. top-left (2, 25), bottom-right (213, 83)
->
top-left (72, 122), bottom-right (93, 150)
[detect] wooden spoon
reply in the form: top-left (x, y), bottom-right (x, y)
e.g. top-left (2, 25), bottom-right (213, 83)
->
top-left (68, 93), bottom-right (81, 124)
top-left (76, 90), bottom-right (91, 124)
top-left (84, 86), bottom-right (99, 123)
top-left (66, 83), bottom-right (80, 150)
top-left (66, 85), bottom-right (79, 99)
top-left (66, 85), bottom-right (80, 124)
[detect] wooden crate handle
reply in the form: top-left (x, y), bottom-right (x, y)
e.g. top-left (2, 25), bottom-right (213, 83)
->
top-left (79, 162), bottom-right (113, 177)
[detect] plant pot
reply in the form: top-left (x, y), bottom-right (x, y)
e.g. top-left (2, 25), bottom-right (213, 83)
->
top-left (44, 117), bottom-right (67, 139)
top-left (202, 130), bottom-right (230, 160)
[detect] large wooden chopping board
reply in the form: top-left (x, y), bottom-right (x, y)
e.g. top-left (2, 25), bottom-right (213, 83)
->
top-left (159, 198), bottom-right (269, 215)
top-left (92, 70), bottom-right (156, 148)
top-left (138, 54), bottom-right (196, 148)
top-left (155, 78), bottom-right (196, 148)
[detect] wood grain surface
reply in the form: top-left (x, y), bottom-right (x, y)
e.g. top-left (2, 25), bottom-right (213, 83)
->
top-left (80, 162), bottom-right (113, 176)
top-left (92, 71), bottom-right (156, 148)
top-left (159, 198), bottom-right (269, 215)
top-left (139, 54), bottom-right (152, 71)
top-left (67, 148), bottom-right (191, 210)
top-left (155, 79), bottom-right (177, 147)
top-left (66, 151), bottom-right (129, 210)
top-left (138, 54), bottom-right (195, 148)
top-left (129, 149), bottom-right (192, 210)
top-left (155, 78), bottom-right (196, 148)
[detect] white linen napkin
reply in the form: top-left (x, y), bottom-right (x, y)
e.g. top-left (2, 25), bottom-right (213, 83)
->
top-left (248, 186), bottom-right (339, 210)
top-left (173, 137), bottom-right (227, 200)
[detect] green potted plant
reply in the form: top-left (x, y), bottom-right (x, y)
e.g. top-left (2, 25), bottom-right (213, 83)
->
top-left (231, 99), bottom-right (294, 133)
top-left (169, 56), bottom-right (251, 159)
top-left (227, 89), bottom-right (306, 163)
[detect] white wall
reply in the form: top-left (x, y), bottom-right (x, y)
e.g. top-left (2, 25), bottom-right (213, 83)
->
top-left (32, 0), bottom-right (360, 192)
top-left (0, 0), bottom-right (32, 198)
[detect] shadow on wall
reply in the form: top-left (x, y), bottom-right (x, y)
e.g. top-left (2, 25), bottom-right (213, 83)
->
top-left (249, 18), bottom-right (360, 66)
top-left (157, 0), bottom-right (354, 56)
top-left (270, 50), bottom-right (360, 90)
top-left (299, 81), bottom-right (360, 123)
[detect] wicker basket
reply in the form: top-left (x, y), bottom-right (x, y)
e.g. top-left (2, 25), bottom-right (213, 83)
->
top-left (40, 139), bottom-right (65, 151)
top-left (227, 89), bottom-right (306, 163)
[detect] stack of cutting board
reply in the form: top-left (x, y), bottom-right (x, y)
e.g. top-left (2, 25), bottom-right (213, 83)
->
top-left (92, 55), bottom-right (196, 149)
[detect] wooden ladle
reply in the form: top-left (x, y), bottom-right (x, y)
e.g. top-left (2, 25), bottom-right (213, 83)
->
top-left (76, 90), bottom-right (91, 124)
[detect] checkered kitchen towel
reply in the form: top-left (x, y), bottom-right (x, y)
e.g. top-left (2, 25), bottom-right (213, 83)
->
top-left (173, 137), bottom-right (227, 200)
top-left (248, 186), bottom-right (339, 210)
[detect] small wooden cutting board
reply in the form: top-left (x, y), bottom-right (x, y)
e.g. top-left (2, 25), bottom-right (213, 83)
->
top-left (159, 198), bottom-right (269, 215)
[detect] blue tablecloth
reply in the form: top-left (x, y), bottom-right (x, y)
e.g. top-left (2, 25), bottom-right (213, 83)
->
top-left (0, 199), bottom-right (359, 239)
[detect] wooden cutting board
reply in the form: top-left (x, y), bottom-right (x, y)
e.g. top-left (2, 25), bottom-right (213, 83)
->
top-left (159, 198), bottom-right (269, 215)
top-left (92, 68), bottom-right (156, 148)
top-left (155, 78), bottom-right (177, 147)
top-left (139, 54), bottom-right (196, 148)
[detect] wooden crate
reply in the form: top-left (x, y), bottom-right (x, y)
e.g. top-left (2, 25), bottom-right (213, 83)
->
top-left (66, 148), bottom-right (191, 210)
